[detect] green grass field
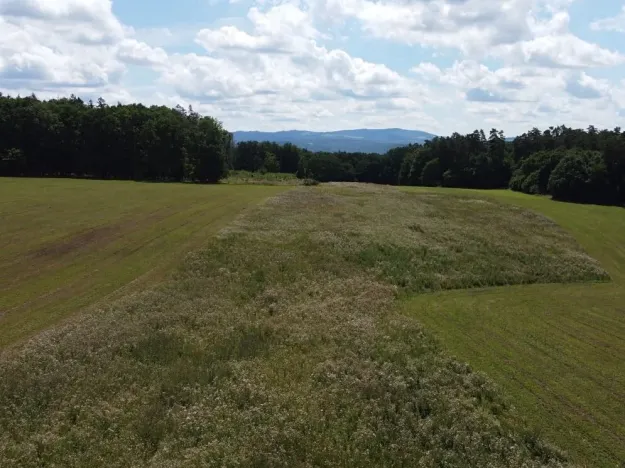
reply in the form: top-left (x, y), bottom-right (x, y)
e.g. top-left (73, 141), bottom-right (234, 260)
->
top-left (0, 178), bottom-right (287, 347)
top-left (1, 180), bottom-right (622, 466)
top-left (401, 188), bottom-right (625, 467)
top-left (2, 183), bottom-right (587, 467)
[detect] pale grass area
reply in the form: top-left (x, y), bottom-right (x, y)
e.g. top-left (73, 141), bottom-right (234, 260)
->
top-left (0, 184), bottom-right (602, 466)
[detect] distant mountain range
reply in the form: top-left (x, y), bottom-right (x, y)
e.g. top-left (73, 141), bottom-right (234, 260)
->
top-left (233, 128), bottom-right (437, 154)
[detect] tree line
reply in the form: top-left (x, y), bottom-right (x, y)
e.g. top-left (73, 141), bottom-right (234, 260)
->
top-left (0, 94), bottom-right (231, 182)
top-left (1, 94), bottom-right (624, 206)
top-left (237, 127), bottom-right (624, 206)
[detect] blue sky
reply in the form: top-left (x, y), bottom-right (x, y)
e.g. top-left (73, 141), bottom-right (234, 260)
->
top-left (1, 0), bottom-right (625, 135)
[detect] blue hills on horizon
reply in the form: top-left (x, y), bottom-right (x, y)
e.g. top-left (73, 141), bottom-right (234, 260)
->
top-left (233, 128), bottom-right (438, 154)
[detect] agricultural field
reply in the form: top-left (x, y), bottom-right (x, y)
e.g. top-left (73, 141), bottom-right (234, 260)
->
top-left (0, 181), bottom-right (611, 467)
top-left (402, 187), bottom-right (625, 467)
top-left (0, 178), bottom-right (287, 347)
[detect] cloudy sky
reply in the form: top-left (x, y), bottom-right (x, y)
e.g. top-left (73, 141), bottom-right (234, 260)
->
top-left (1, 0), bottom-right (625, 135)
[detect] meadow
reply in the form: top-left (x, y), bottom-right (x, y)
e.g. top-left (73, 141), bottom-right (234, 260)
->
top-left (0, 180), bottom-right (610, 467)
top-left (220, 170), bottom-right (301, 185)
top-left (402, 187), bottom-right (625, 467)
top-left (0, 178), bottom-right (287, 346)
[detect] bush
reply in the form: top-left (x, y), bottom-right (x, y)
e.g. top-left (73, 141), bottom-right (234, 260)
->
top-left (520, 171), bottom-right (541, 194)
top-left (421, 158), bottom-right (442, 187)
top-left (548, 151), bottom-right (608, 203)
top-left (221, 170), bottom-right (299, 185)
top-left (299, 153), bottom-right (352, 182)
top-left (509, 150), bottom-right (563, 195)
top-left (508, 172), bottom-right (525, 192)
top-left (263, 151), bottom-right (280, 173)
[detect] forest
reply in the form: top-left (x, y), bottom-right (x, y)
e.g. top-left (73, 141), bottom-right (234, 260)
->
top-left (1, 94), bottom-right (624, 205)
top-left (0, 94), bottom-right (231, 183)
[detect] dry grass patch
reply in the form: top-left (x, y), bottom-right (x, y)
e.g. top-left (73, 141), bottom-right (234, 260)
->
top-left (0, 184), bottom-right (598, 466)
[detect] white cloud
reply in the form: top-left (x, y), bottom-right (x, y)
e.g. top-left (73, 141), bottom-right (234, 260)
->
top-left (165, 3), bottom-right (422, 107)
top-left (1, 0), bottom-right (624, 134)
top-left (196, 4), bottom-right (322, 55)
top-left (591, 6), bottom-right (625, 33)
top-left (0, 0), bottom-right (124, 43)
top-left (0, 15), bottom-right (124, 88)
top-left (311, 0), bottom-right (534, 54)
top-left (564, 73), bottom-right (609, 100)
top-left (117, 39), bottom-right (168, 67)
top-left (308, 0), bottom-right (623, 70)
top-left (493, 34), bottom-right (624, 68)
top-left (0, 0), bottom-right (170, 92)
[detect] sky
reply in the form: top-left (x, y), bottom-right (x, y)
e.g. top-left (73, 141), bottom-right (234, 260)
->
top-left (1, 0), bottom-right (625, 136)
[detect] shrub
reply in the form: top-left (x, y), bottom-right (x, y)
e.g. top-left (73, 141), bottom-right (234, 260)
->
top-left (548, 151), bottom-right (608, 203)
top-left (508, 172), bottom-right (525, 192)
top-left (521, 171), bottom-right (541, 194)
top-left (421, 158), bottom-right (442, 187)
top-left (299, 153), bottom-right (352, 182)
top-left (263, 151), bottom-right (280, 173)
top-left (510, 150), bottom-right (563, 194)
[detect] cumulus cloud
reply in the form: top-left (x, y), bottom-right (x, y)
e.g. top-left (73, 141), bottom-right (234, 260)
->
top-left (0, 0), bottom-right (124, 44)
top-left (466, 88), bottom-right (515, 103)
top-left (311, 0), bottom-right (534, 53)
top-left (197, 4), bottom-right (321, 55)
top-left (164, 3), bottom-right (420, 106)
top-left (0, 16), bottom-right (124, 88)
top-left (116, 39), bottom-right (168, 66)
top-left (0, 0), bottom-right (170, 92)
top-left (564, 74), bottom-right (606, 100)
top-left (1, 0), bottom-right (623, 134)
top-left (591, 6), bottom-right (625, 33)
top-left (493, 34), bottom-right (623, 68)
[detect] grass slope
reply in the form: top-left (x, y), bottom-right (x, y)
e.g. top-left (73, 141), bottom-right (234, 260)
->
top-left (0, 178), bottom-right (286, 347)
top-left (401, 188), bottom-right (625, 467)
top-left (0, 184), bottom-right (603, 466)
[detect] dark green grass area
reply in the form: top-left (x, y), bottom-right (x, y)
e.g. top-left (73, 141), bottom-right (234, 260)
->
top-left (220, 170), bottom-right (300, 185)
top-left (0, 184), bottom-right (583, 467)
top-left (348, 192), bottom-right (607, 293)
top-left (0, 178), bottom-right (287, 346)
top-left (402, 187), bottom-right (625, 467)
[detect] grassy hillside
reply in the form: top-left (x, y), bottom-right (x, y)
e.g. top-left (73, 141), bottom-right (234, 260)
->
top-left (401, 188), bottom-right (625, 467)
top-left (0, 178), bottom-right (287, 347)
top-left (0, 183), bottom-right (604, 466)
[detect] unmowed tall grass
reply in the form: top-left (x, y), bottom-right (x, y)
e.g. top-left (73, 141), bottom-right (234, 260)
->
top-left (220, 170), bottom-right (301, 185)
top-left (0, 184), bottom-right (605, 467)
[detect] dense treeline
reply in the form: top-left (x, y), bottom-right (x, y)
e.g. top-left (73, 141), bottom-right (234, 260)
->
top-left (0, 94), bottom-right (231, 182)
top-left (2, 94), bottom-right (624, 206)
top-left (236, 126), bottom-right (625, 205)
top-left (508, 126), bottom-right (625, 204)
top-left (235, 130), bottom-right (511, 187)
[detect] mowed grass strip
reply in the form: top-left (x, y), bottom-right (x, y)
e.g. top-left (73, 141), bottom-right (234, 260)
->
top-left (0, 184), bottom-right (600, 467)
top-left (401, 187), bottom-right (625, 467)
top-left (0, 178), bottom-right (287, 347)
